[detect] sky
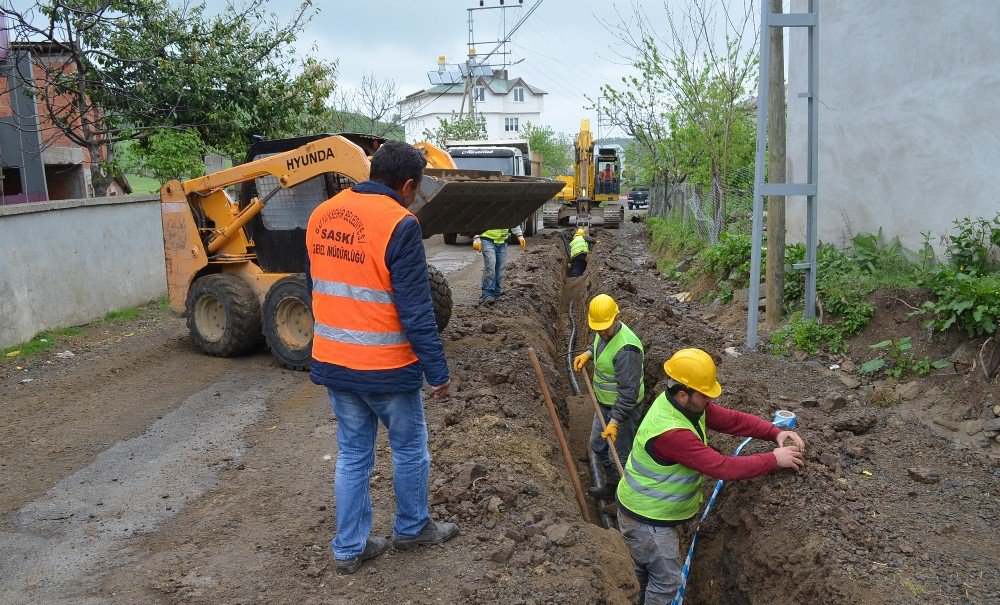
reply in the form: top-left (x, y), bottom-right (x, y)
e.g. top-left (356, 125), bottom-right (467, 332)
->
top-left (289, 0), bottom-right (662, 138)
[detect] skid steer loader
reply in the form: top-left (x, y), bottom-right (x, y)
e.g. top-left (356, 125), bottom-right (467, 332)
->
top-left (161, 133), bottom-right (563, 369)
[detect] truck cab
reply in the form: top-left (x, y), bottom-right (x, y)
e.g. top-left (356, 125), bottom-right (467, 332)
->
top-left (440, 139), bottom-right (545, 243)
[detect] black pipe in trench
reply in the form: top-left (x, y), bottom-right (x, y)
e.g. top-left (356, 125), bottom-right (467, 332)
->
top-left (567, 301), bottom-right (614, 530)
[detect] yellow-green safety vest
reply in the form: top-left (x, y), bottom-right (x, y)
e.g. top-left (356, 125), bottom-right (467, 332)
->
top-left (481, 229), bottom-right (511, 244)
top-left (569, 235), bottom-right (590, 259)
top-left (616, 392), bottom-right (706, 522)
top-left (592, 323), bottom-right (645, 407)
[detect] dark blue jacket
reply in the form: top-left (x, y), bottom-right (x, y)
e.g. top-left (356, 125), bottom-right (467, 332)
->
top-left (307, 181), bottom-right (450, 393)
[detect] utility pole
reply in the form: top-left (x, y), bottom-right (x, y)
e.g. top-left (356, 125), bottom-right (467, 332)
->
top-left (765, 0), bottom-right (787, 325)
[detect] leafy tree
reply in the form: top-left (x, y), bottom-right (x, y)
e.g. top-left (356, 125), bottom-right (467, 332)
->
top-left (522, 122), bottom-right (571, 178)
top-left (421, 113), bottom-right (486, 146)
top-left (597, 0), bottom-right (758, 237)
top-left (1, 0), bottom-right (334, 194)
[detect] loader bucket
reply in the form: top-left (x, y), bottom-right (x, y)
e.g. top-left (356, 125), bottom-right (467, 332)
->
top-left (411, 169), bottom-right (566, 238)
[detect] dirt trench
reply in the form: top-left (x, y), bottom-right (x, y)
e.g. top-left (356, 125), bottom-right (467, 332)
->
top-left (2, 219), bottom-right (997, 604)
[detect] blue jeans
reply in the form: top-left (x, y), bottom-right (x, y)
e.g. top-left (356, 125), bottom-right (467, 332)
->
top-left (481, 239), bottom-right (508, 300)
top-left (327, 388), bottom-right (430, 560)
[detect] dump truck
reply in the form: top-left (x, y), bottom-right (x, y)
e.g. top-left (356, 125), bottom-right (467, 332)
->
top-left (160, 133), bottom-right (563, 369)
top-left (440, 139), bottom-right (546, 243)
top-left (542, 120), bottom-right (624, 229)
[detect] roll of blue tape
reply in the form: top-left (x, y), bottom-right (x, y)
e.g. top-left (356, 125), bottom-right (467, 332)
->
top-left (773, 409), bottom-right (796, 428)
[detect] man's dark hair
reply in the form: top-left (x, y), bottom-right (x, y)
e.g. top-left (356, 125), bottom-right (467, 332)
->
top-left (667, 381), bottom-right (694, 398)
top-left (369, 141), bottom-right (426, 190)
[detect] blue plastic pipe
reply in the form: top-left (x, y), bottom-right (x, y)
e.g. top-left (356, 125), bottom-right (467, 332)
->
top-left (672, 411), bottom-right (796, 605)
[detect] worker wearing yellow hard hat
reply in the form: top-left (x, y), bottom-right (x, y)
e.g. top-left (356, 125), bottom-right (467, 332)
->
top-left (615, 348), bottom-right (808, 604)
top-left (568, 228), bottom-right (596, 277)
top-left (572, 294), bottom-right (645, 500)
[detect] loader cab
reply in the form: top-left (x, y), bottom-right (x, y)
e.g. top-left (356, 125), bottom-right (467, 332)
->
top-left (447, 146), bottom-right (527, 176)
top-left (237, 133), bottom-right (384, 274)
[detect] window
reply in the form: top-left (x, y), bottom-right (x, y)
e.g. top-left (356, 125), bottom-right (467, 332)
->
top-left (512, 86), bottom-right (524, 102)
top-left (474, 86), bottom-right (485, 102)
top-left (504, 117), bottom-right (519, 132)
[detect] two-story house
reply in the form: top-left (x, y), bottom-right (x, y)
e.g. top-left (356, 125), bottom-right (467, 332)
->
top-left (399, 66), bottom-right (545, 143)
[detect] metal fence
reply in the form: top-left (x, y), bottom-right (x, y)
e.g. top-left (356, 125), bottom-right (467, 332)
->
top-left (647, 176), bottom-right (754, 244)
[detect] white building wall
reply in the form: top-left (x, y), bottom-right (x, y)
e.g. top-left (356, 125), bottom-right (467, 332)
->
top-left (786, 0), bottom-right (1000, 252)
top-left (400, 83), bottom-right (544, 142)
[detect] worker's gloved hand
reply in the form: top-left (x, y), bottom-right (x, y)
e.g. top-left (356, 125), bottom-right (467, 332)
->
top-left (773, 446), bottom-right (804, 472)
top-left (473, 240), bottom-right (482, 252)
top-left (518, 236), bottom-right (526, 249)
top-left (573, 351), bottom-right (592, 372)
top-left (776, 430), bottom-right (806, 453)
top-left (601, 420), bottom-right (619, 443)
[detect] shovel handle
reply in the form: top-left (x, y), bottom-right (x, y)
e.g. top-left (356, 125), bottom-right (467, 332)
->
top-left (579, 368), bottom-right (625, 478)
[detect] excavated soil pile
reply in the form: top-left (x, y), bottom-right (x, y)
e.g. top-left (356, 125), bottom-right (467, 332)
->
top-left (582, 220), bottom-right (999, 605)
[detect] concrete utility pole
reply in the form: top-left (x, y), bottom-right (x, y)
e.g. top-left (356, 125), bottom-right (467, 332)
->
top-left (765, 0), bottom-right (787, 325)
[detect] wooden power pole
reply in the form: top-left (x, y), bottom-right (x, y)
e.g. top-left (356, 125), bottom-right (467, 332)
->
top-left (765, 0), bottom-right (787, 325)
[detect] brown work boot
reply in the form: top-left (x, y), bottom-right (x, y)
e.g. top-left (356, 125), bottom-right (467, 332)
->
top-left (336, 537), bottom-right (389, 575)
top-left (392, 519), bottom-right (459, 550)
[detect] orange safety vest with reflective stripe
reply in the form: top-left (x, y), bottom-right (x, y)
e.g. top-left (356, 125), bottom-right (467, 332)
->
top-left (306, 188), bottom-right (418, 370)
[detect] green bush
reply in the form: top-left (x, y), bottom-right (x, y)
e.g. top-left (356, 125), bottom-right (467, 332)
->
top-left (694, 231), bottom-right (754, 284)
top-left (769, 314), bottom-right (845, 355)
top-left (647, 216), bottom-right (705, 260)
top-left (918, 267), bottom-right (1000, 336)
top-left (858, 337), bottom-right (950, 379)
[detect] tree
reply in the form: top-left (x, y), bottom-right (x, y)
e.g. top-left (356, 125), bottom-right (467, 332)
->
top-left (522, 122), bottom-right (571, 178)
top-left (1, 0), bottom-right (335, 192)
top-left (597, 0), bottom-right (759, 238)
top-left (330, 72), bottom-right (411, 139)
top-left (421, 113), bottom-right (486, 146)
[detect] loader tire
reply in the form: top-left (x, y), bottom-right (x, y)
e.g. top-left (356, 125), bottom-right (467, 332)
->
top-left (428, 264), bottom-right (452, 332)
top-left (185, 273), bottom-right (262, 357)
top-left (443, 232), bottom-right (458, 245)
top-left (263, 274), bottom-right (312, 371)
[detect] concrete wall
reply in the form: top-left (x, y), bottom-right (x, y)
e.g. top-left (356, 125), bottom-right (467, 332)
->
top-left (786, 0), bottom-right (1000, 252)
top-left (0, 195), bottom-right (166, 348)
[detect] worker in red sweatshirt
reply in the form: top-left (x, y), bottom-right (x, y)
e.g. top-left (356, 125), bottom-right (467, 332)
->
top-left (616, 348), bottom-right (805, 605)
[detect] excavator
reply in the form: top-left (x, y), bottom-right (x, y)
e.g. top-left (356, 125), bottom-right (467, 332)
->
top-left (543, 119), bottom-right (624, 229)
top-left (161, 133), bottom-right (563, 369)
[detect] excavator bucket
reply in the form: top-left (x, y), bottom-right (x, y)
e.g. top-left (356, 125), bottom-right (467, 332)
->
top-left (411, 169), bottom-right (565, 238)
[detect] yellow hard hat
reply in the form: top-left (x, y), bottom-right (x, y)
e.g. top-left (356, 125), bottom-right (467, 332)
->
top-left (576, 228), bottom-right (585, 236)
top-left (663, 348), bottom-right (722, 398)
top-left (588, 294), bottom-right (619, 330)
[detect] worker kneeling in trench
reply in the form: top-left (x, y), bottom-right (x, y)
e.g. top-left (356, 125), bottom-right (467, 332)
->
top-left (615, 348), bottom-right (807, 604)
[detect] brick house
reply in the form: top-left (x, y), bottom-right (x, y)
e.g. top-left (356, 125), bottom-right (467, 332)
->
top-left (0, 41), bottom-right (129, 205)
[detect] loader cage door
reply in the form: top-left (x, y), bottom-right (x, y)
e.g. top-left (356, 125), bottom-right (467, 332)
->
top-left (238, 134), bottom-right (359, 274)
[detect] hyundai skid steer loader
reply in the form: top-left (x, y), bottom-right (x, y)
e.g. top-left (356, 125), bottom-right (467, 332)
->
top-left (161, 133), bottom-right (563, 369)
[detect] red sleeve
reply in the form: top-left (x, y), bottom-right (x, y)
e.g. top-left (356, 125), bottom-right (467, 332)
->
top-left (704, 402), bottom-right (781, 441)
top-left (650, 429), bottom-right (778, 481)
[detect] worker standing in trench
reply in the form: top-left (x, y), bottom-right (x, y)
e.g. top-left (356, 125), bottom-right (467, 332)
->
top-left (306, 141), bottom-right (458, 576)
top-left (615, 348), bottom-right (806, 604)
top-left (568, 228), bottom-right (596, 277)
top-left (572, 294), bottom-right (645, 500)
top-left (473, 226), bottom-right (526, 305)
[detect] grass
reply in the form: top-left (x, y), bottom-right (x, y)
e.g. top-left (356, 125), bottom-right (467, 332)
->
top-left (3, 298), bottom-right (165, 362)
top-left (900, 580), bottom-right (932, 597)
top-left (102, 308), bottom-right (142, 323)
top-left (124, 173), bottom-right (162, 195)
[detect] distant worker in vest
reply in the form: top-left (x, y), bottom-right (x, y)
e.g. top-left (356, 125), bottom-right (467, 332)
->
top-left (568, 228), bottom-right (596, 277)
top-left (600, 164), bottom-right (616, 194)
top-left (572, 294), bottom-right (645, 500)
top-left (616, 348), bottom-right (806, 604)
top-left (306, 140), bottom-right (457, 576)
top-left (472, 225), bottom-right (526, 305)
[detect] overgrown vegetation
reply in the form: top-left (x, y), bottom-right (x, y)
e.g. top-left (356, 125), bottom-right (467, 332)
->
top-left (651, 210), bottom-right (1000, 361)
